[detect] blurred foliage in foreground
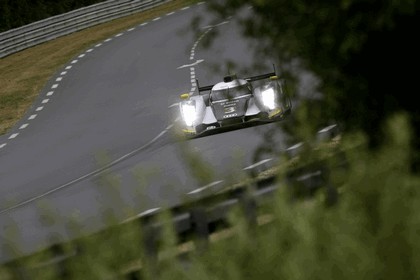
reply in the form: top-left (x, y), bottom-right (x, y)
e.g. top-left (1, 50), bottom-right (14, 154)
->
top-left (1, 115), bottom-right (419, 280)
top-left (207, 0), bottom-right (420, 171)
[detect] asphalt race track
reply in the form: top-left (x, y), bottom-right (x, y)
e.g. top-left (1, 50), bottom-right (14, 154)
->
top-left (0, 3), bottom-right (297, 262)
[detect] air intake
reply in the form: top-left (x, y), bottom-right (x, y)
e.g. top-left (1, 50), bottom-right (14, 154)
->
top-left (223, 74), bottom-right (236, 83)
top-left (223, 76), bottom-right (232, 82)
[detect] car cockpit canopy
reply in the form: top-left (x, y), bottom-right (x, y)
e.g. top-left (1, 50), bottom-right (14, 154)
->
top-left (210, 78), bottom-right (251, 102)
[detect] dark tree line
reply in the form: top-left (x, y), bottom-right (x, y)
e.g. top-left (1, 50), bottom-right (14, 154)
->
top-left (0, 0), bottom-right (106, 32)
top-left (208, 0), bottom-right (420, 171)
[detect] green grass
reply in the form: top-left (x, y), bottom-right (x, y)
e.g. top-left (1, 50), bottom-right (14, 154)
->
top-left (0, 0), bottom-right (198, 135)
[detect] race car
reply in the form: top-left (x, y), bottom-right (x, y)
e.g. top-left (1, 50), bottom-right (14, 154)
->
top-left (177, 69), bottom-right (292, 138)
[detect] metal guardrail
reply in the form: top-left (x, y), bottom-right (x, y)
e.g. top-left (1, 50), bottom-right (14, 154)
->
top-left (2, 125), bottom-right (343, 279)
top-left (0, 0), bottom-right (170, 58)
top-left (5, 171), bottom-right (282, 279)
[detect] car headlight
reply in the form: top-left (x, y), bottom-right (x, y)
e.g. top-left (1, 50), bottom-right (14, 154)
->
top-left (181, 101), bottom-right (197, 126)
top-left (261, 87), bottom-right (277, 110)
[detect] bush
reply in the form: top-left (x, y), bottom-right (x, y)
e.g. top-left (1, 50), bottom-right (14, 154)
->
top-left (1, 115), bottom-right (419, 279)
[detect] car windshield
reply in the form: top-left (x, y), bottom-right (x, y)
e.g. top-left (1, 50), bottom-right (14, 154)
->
top-left (211, 85), bottom-right (251, 101)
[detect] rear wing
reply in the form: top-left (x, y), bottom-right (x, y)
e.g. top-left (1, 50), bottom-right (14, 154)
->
top-left (197, 71), bottom-right (277, 94)
top-left (245, 72), bottom-right (276, 82)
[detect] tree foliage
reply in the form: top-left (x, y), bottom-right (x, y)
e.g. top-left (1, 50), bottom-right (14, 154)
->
top-left (208, 0), bottom-right (420, 170)
top-left (0, 0), bottom-right (107, 32)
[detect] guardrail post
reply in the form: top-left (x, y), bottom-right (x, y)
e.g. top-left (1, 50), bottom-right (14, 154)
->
top-left (4, 260), bottom-right (30, 280)
top-left (142, 223), bottom-right (158, 276)
top-left (239, 190), bottom-right (257, 230)
top-left (190, 207), bottom-right (209, 252)
top-left (320, 167), bottom-right (339, 207)
top-left (2, 241), bottom-right (30, 280)
top-left (125, 270), bottom-right (141, 280)
top-left (50, 243), bottom-right (69, 279)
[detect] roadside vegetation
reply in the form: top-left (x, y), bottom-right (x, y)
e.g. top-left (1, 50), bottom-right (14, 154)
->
top-left (1, 115), bottom-right (419, 279)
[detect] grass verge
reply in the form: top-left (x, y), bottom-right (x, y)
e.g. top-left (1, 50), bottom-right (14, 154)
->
top-left (0, 0), bottom-right (197, 135)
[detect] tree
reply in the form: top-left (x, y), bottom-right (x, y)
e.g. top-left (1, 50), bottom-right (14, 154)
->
top-left (0, 0), bottom-right (107, 32)
top-left (0, 0), bottom-right (12, 31)
top-left (207, 0), bottom-right (420, 170)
